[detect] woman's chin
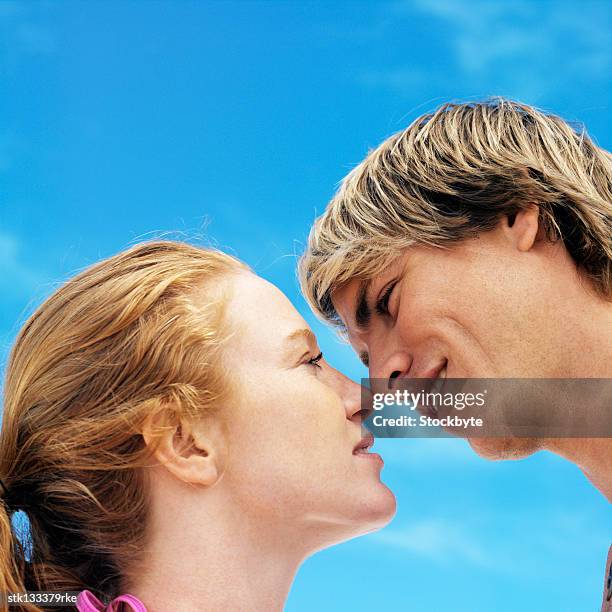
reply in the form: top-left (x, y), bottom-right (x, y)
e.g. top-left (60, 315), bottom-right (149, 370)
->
top-left (335, 483), bottom-right (397, 542)
top-left (301, 483), bottom-right (396, 552)
top-left (360, 483), bottom-right (397, 530)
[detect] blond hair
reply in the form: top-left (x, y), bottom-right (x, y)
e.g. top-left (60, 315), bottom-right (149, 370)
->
top-left (299, 98), bottom-right (612, 327)
top-left (0, 240), bottom-right (247, 611)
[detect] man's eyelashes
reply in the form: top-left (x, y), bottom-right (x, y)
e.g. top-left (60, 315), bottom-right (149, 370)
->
top-left (375, 282), bottom-right (398, 317)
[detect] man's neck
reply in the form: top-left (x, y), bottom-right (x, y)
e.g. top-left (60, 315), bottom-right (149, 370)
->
top-left (545, 294), bottom-right (612, 501)
top-left (545, 438), bottom-right (612, 502)
top-left (561, 289), bottom-right (612, 377)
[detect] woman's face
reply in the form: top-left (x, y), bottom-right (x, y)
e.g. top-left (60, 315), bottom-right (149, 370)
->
top-left (218, 271), bottom-right (395, 549)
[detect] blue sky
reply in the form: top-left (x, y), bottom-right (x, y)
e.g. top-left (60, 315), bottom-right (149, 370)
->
top-left (1, 1), bottom-right (611, 610)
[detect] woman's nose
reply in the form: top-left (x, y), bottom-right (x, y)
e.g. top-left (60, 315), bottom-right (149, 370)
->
top-left (340, 377), bottom-right (371, 423)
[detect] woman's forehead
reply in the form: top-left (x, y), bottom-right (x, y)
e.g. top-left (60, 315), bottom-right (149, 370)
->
top-left (225, 272), bottom-right (311, 350)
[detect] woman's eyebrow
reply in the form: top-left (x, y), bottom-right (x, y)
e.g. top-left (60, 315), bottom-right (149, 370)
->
top-left (283, 328), bottom-right (317, 361)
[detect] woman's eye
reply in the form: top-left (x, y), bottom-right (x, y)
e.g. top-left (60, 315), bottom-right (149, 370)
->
top-left (375, 282), bottom-right (397, 317)
top-left (308, 352), bottom-right (323, 368)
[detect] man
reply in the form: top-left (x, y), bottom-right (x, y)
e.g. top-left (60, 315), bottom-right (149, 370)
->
top-left (299, 99), bottom-right (611, 609)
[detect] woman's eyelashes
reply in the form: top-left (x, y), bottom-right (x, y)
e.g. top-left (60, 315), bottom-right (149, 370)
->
top-left (375, 281), bottom-right (398, 317)
top-left (308, 351), bottom-right (324, 369)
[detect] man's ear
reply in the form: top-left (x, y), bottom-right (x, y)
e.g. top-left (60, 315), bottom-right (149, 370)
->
top-left (142, 408), bottom-right (226, 487)
top-left (502, 204), bottom-right (542, 252)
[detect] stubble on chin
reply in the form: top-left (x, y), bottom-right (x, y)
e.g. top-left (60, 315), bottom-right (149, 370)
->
top-left (467, 437), bottom-right (542, 461)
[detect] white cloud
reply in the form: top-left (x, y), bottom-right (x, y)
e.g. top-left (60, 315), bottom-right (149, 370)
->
top-left (359, 67), bottom-right (430, 98)
top-left (374, 507), bottom-right (609, 578)
top-left (360, 0), bottom-right (611, 102)
top-left (0, 131), bottom-right (29, 172)
top-left (15, 21), bottom-right (56, 55)
top-left (0, 231), bottom-right (47, 294)
top-left (374, 518), bottom-right (489, 565)
top-left (0, 1), bottom-right (57, 69)
top-left (419, 0), bottom-right (610, 77)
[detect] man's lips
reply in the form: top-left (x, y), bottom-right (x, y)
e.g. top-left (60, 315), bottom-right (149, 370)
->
top-left (407, 359), bottom-right (448, 416)
top-left (413, 358), bottom-right (448, 380)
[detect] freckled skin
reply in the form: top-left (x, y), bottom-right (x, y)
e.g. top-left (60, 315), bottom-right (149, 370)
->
top-left (219, 271), bottom-right (396, 545)
top-left (132, 271), bottom-right (397, 611)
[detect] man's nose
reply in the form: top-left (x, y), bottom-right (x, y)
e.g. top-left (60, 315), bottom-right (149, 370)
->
top-left (369, 350), bottom-right (412, 390)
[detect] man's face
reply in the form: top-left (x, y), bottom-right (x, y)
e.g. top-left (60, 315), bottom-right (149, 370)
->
top-left (331, 215), bottom-right (583, 458)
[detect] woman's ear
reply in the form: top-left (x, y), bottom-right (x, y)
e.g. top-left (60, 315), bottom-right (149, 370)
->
top-left (503, 204), bottom-right (542, 252)
top-left (142, 408), bottom-right (226, 487)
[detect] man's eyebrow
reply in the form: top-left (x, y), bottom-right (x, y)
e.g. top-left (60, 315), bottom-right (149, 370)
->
top-left (354, 280), bottom-right (371, 330)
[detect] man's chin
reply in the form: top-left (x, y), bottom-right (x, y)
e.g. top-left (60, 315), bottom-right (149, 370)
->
top-left (467, 437), bottom-right (542, 461)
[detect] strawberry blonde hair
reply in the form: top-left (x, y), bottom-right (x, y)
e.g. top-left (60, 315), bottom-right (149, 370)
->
top-left (0, 240), bottom-right (247, 610)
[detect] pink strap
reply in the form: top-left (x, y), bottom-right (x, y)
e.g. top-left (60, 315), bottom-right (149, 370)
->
top-left (77, 589), bottom-right (147, 612)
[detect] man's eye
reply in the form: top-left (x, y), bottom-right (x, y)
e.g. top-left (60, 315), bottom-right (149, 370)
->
top-left (308, 352), bottom-right (323, 368)
top-left (375, 282), bottom-right (397, 316)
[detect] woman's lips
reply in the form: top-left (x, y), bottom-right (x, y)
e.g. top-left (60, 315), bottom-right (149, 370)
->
top-left (353, 431), bottom-right (374, 454)
top-left (353, 431), bottom-right (383, 463)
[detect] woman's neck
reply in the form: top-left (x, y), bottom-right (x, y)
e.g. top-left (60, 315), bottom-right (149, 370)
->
top-left (124, 491), bottom-right (305, 612)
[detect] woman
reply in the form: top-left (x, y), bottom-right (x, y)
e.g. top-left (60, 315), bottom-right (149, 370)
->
top-left (0, 241), bottom-right (395, 611)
